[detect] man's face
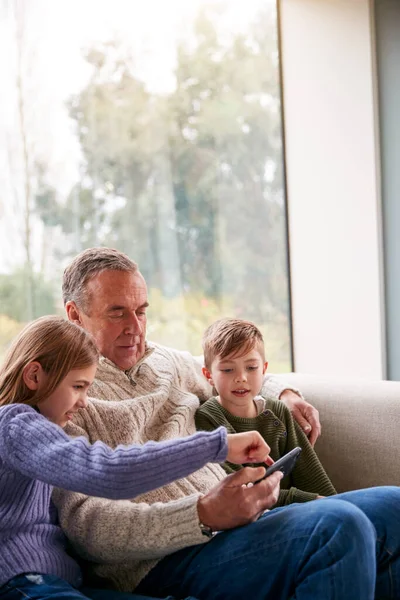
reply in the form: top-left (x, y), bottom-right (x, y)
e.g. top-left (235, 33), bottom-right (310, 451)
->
top-left (67, 270), bottom-right (148, 370)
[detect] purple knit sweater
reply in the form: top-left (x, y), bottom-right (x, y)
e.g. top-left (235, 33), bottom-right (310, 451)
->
top-left (0, 403), bottom-right (227, 588)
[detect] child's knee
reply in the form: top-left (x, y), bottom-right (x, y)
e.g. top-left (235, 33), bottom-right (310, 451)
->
top-left (313, 498), bottom-right (376, 548)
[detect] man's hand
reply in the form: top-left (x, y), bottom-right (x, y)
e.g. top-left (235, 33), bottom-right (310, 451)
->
top-left (280, 390), bottom-right (321, 446)
top-left (197, 467), bottom-right (283, 532)
top-left (226, 432), bottom-right (274, 466)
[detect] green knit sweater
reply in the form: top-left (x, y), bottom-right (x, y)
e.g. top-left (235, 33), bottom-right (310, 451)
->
top-left (195, 396), bottom-right (336, 506)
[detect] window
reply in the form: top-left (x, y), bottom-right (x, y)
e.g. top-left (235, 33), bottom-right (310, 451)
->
top-left (0, 0), bottom-right (291, 371)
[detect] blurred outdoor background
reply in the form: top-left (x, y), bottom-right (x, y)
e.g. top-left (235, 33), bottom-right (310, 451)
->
top-left (0, 0), bottom-right (291, 370)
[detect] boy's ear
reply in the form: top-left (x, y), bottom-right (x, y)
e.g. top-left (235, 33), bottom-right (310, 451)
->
top-left (202, 367), bottom-right (214, 386)
top-left (263, 361), bottom-right (268, 375)
top-left (22, 362), bottom-right (45, 391)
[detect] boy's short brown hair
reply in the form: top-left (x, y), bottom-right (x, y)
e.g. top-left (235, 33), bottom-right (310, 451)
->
top-left (202, 318), bottom-right (265, 369)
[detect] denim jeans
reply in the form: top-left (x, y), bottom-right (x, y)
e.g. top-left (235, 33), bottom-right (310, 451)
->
top-left (136, 486), bottom-right (400, 600)
top-left (0, 573), bottom-right (197, 600)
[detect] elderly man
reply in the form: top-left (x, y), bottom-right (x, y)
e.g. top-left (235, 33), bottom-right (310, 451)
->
top-left (54, 247), bottom-right (400, 600)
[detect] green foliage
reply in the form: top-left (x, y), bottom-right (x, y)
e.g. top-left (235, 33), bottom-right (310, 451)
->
top-left (0, 268), bottom-right (57, 323)
top-left (64, 6), bottom-right (290, 328)
top-left (0, 314), bottom-right (24, 361)
top-left (166, 7), bottom-right (287, 313)
top-left (147, 289), bottom-right (290, 373)
top-left (34, 161), bottom-right (63, 227)
top-left (2, 4), bottom-right (291, 369)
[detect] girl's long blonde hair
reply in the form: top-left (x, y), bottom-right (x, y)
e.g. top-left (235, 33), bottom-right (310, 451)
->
top-left (0, 315), bottom-right (99, 407)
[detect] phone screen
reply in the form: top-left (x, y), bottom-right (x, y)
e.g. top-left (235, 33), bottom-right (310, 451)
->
top-left (255, 447), bottom-right (302, 484)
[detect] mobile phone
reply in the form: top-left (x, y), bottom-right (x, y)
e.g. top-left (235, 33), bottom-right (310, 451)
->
top-left (255, 447), bottom-right (302, 484)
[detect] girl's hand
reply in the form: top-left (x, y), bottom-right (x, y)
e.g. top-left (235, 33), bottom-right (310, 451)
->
top-left (226, 432), bottom-right (274, 466)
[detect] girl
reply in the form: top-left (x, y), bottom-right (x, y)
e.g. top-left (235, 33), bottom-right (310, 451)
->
top-left (0, 316), bottom-right (270, 600)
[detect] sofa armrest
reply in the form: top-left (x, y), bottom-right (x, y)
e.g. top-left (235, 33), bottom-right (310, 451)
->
top-left (274, 374), bottom-right (400, 492)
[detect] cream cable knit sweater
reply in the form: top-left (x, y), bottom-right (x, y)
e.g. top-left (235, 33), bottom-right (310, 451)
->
top-left (52, 342), bottom-right (292, 592)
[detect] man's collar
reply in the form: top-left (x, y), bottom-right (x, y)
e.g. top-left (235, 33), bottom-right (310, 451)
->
top-left (99, 342), bottom-right (155, 378)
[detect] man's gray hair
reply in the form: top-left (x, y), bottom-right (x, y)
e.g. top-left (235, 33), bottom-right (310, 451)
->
top-left (62, 247), bottom-right (138, 313)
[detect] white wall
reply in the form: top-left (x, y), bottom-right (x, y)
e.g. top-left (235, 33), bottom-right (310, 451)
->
top-left (279, 0), bottom-right (385, 378)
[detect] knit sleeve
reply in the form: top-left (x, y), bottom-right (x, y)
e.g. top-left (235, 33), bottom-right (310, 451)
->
top-left (276, 488), bottom-right (320, 505)
top-left (0, 404), bottom-right (228, 499)
top-left (268, 400), bottom-right (336, 506)
top-left (195, 400), bottom-right (235, 432)
top-left (261, 375), bottom-right (303, 401)
top-left (195, 401), bottom-right (243, 475)
top-left (53, 486), bottom-right (208, 563)
top-left (166, 348), bottom-right (214, 402)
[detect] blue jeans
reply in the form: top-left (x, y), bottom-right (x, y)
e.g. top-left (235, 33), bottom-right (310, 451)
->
top-left (0, 573), bottom-right (197, 600)
top-left (136, 487), bottom-right (400, 600)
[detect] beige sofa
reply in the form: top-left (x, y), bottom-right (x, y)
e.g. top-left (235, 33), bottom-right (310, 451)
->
top-left (274, 374), bottom-right (400, 493)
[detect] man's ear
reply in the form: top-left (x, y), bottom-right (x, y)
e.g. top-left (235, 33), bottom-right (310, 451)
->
top-left (22, 362), bottom-right (45, 391)
top-left (202, 367), bottom-right (213, 386)
top-left (65, 301), bottom-right (82, 325)
top-left (263, 361), bottom-right (269, 375)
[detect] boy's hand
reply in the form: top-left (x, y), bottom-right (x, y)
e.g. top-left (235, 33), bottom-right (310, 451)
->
top-left (226, 432), bottom-right (274, 466)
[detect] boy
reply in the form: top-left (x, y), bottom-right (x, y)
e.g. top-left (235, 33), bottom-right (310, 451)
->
top-left (195, 318), bottom-right (336, 506)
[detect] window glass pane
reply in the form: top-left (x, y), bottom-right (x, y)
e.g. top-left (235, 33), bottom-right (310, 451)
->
top-left (0, 0), bottom-right (291, 371)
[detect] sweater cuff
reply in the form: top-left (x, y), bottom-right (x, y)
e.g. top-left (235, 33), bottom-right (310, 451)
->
top-left (191, 427), bottom-right (228, 464)
top-left (170, 494), bottom-right (211, 548)
top-left (261, 376), bottom-right (304, 401)
top-left (214, 426), bottom-right (228, 463)
top-left (278, 488), bottom-right (319, 506)
top-left (290, 488), bottom-right (319, 503)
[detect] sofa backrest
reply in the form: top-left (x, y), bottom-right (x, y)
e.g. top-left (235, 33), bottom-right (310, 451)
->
top-left (274, 374), bottom-right (400, 493)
